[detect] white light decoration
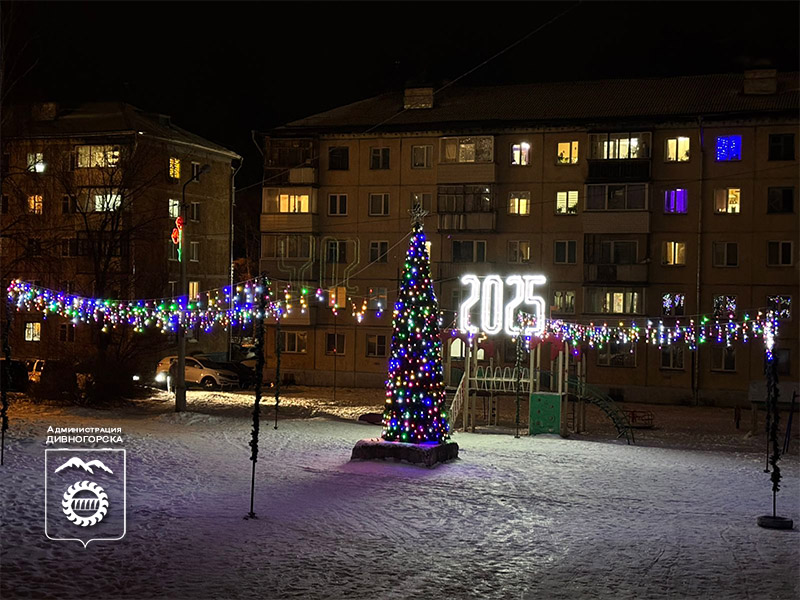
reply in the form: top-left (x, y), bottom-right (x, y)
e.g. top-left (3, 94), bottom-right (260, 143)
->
top-left (459, 274), bottom-right (547, 337)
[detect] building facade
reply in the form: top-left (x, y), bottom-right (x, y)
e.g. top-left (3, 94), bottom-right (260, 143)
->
top-left (1, 102), bottom-right (240, 368)
top-left (259, 71), bottom-right (799, 405)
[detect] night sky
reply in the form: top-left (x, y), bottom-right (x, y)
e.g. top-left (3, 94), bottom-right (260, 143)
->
top-left (4, 1), bottom-right (798, 186)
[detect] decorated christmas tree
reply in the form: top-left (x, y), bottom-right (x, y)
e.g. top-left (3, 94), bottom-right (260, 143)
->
top-left (382, 214), bottom-right (449, 444)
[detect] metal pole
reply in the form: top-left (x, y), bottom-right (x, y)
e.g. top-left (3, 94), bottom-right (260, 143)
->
top-left (274, 312), bottom-right (281, 429)
top-left (246, 276), bottom-right (267, 519)
top-left (333, 310), bottom-right (337, 402)
top-left (176, 179), bottom-right (190, 413)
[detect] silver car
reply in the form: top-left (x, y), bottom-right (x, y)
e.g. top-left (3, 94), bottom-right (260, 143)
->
top-left (155, 356), bottom-right (239, 390)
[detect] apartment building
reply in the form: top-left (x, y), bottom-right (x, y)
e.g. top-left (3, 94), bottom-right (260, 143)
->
top-left (1, 102), bottom-right (240, 365)
top-left (259, 71), bottom-right (799, 405)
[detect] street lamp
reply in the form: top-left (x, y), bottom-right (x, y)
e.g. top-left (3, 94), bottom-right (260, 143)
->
top-left (176, 163), bottom-right (211, 412)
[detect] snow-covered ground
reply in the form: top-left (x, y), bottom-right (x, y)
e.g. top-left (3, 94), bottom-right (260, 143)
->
top-left (1, 388), bottom-right (798, 600)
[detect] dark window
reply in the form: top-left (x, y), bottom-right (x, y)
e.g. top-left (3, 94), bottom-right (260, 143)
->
top-left (767, 241), bottom-right (793, 266)
top-left (767, 187), bottom-right (794, 213)
top-left (326, 333), bottom-right (345, 354)
top-left (61, 195), bottom-right (77, 214)
top-left (768, 134), bottom-right (795, 161)
top-left (329, 147), bottom-right (349, 170)
top-left (369, 241), bottom-right (388, 263)
top-left (554, 241), bottom-right (577, 264)
top-left (370, 147), bottom-right (390, 170)
top-left (27, 238), bottom-right (42, 256)
top-left (328, 194), bottom-right (347, 215)
top-left (366, 334), bottom-right (387, 357)
top-left (326, 240), bottom-right (347, 263)
top-left (59, 323), bottom-right (76, 342)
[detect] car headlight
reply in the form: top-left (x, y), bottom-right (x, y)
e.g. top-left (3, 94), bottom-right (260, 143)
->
top-left (132, 375), bottom-right (140, 381)
top-left (155, 372), bottom-right (166, 382)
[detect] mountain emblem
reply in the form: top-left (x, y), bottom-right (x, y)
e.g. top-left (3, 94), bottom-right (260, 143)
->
top-left (54, 457), bottom-right (114, 475)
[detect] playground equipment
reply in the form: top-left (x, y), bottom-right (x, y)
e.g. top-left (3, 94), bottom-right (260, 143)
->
top-left (444, 336), bottom-right (634, 444)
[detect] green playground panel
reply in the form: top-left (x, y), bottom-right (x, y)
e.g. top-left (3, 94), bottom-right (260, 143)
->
top-left (529, 393), bottom-right (561, 435)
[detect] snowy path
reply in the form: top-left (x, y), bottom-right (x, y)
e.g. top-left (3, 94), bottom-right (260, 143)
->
top-left (1, 398), bottom-right (798, 600)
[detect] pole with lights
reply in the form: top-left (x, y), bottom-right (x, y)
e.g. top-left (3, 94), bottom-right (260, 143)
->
top-left (176, 163), bottom-right (210, 412)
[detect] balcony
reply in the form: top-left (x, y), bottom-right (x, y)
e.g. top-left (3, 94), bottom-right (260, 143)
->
top-left (437, 261), bottom-right (497, 281)
top-left (287, 166), bottom-right (317, 185)
top-left (583, 211), bottom-right (650, 234)
top-left (260, 212), bottom-right (318, 233)
top-left (437, 211), bottom-right (496, 232)
top-left (587, 159), bottom-right (651, 182)
top-left (584, 264), bottom-right (649, 284)
top-left (437, 162), bottom-right (497, 184)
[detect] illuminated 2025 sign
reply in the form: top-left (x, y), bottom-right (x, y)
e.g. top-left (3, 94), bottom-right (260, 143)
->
top-left (458, 275), bottom-right (546, 337)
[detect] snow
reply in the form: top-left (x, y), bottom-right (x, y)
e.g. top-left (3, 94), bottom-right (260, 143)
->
top-left (1, 388), bottom-right (798, 599)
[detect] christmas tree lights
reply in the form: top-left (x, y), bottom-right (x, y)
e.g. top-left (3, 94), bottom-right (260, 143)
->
top-left (381, 219), bottom-right (449, 444)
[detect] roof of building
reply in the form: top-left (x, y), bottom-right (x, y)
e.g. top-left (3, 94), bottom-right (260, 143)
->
top-left (7, 101), bottom-right (240, 158)
top-left (280, 72), bottom-right (800, 133)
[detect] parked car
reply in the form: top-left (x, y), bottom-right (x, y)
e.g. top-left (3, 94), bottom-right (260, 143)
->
top-left (155, 355), bottom-right (239, 390)
top-left (0, 359), bottom-right (29, 392)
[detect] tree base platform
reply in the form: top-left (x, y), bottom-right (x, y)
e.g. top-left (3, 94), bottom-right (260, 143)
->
top-left (351, 439), bottom-right (459, 467)
top-left (757, 515), bottom-right (794, 530)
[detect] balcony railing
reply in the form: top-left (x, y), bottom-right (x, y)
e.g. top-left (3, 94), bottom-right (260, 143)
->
top-left (583, 211), bottom-right (650, 234)
top-left (584, 263), bottom-right (649, 284)
top-left (437, 211), bottom-right (496, 232)
top-left (260, 212), bottom-right (318, 233)
top-left (587, 159), bottom-right (651, 182)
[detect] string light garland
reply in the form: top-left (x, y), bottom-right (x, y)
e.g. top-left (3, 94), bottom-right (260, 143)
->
top-left (381, 218), bottom-right (449, 444)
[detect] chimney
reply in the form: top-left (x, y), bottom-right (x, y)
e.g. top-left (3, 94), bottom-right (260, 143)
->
top-left (403, 87), bottom-right (434, 110)
top-left (31, 102), bottom-right (58, 121)
top-left (743, 69), bottom-right (777, 95)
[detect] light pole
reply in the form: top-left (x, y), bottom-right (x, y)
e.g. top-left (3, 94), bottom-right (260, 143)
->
top-left (176, 163), bottom-right (210, 412)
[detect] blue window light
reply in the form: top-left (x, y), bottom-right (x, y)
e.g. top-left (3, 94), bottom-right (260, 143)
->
top-left (664, 189), bottom-right (688, 214)
top-left (716, 135), bottom-right (742, 161)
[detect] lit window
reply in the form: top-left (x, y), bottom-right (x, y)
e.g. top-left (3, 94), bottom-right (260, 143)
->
top-left (24, 322), bottom-right (41, 342)
top-left (169, 198), bottom-right (180, 218)
top-left (169, 157), bottom-right (181, 180)
top-left (94, 192), bottom-right (122, 211)
top-left (189, 281), bottom-right (200, 299)
top-left (664, 188), bottom-right (688, 214)
top-left (369, 241), bottom-right (388, 263)
top-left (27, 195), bottom-right (43, 214)
top-left (554, 240), bottom-right (577, 264)
top-left (328, 286), bottom-right (347, 308)
top-left (585, 287), bottom-right (643, 315)
top-left (715, 135), bottom-right (742, 161)
top-left (767, 187), bottom-right (794, 214)
top-left (557, 141), bottom-right (579, 164)
top-left (507, 192), bottom-right (530, 215)
top-left (411, 145), bottom-right (432, 169)
top-left (711, 346), bottom-right (736, 372)
top-left (552, 290), bottom-right (575, 314)
top-left (367, 287), bottom-right (387, 310)
top-left (662, 293), bottom-right (685, 316)
top-left (27, 153), bottom-right (45, 173)
top-left (767, 295), bottom-right (791, 320)
top-left (662, 241), bottom-right (686, 266)
top-left (328, 194), bottom-right (347, 216)
top-left (713, 188), bottom-right (740, 214)
top-left (661, 346), bottom-right (684, 369)
top-left (713, 295), bottom-right (737, 319)
top-left (589, 133), bottom-right (651, 159)
top-left (712, 242), bottom-right (738, 267)
top-left (556, 190), bottom-right (579, 214)
top-left (281, 331), bottom-right (307, 354)
top-left (369, 193), bottom-right (390, 216)
top-left (76, 145), bottom-right (120, 168)
top-left (665, 137), bottom-right (690, 162)
top-left (508, 240), bottom-right (530, 263)
top-left (510, 142), bottom-right (530, 166)
top-left (598, 342), bottom-right (636, 367)
top-left (440, 136), bottom-right (494, 164)
top-left (767, 241), bottom-right (793, 266)
top-left (326, 333), bottom-right (345, 355)
top-left (278, 194), bottom-right (309, 213)
top-left (370, 147), bottom-right (390, 170)
top-left (366, 334), bottom-right (387, 357)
